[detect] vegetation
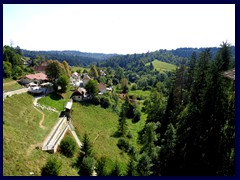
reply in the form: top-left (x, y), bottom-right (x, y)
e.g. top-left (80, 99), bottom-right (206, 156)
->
top-left (145, 59), bottom-right (177, 72)
top-left (60, 136), bottom-right (77, 158)
top-left (41, 156), bottom-right (62, 176)
top-left (84, 80), bottom-right (99, 97)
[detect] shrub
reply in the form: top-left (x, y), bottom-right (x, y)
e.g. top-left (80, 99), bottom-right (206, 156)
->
top-left (60, 136), bottom-right (77, 158)
top-left (91, 95), bottom-right (100, 105)
top-left (100, 96), bottom-right (111, 109)
top-left (41, 156), bottom-right (62, 176)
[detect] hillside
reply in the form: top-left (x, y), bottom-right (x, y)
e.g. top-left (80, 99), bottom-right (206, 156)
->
top-left (146, 59), bottom-right (177, 72)
top-left (22, 49), bottom-right (118, 66)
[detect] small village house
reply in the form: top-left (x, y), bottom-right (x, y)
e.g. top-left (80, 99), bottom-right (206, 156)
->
top-left (20, 73), bottom-right (48, 86)
top-left (83, 74), bottom-right (91, 86)
top-left (34, 61), bottom-right (48, 73)
top-left (71, 88), bottom-right (86, 102)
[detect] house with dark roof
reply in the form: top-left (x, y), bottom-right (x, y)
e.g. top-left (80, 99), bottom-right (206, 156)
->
top-left (71, 88), bottom-right (86, 101)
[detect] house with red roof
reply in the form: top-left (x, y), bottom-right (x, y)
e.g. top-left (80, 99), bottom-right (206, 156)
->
top-left (20, 73), bottom-right (48, 86)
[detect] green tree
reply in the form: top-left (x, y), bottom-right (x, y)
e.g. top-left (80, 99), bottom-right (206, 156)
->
top-left (115, 67), bottom-right (124, 81)
top-left (62, 60), bottom-right (71, 77)
top-left (59, 136), bottom-right (77, 158)
top-left (89, 64), bottom-right (99, 79)
top-left (118, 104), bottom-right (128, 137)
top-left (79, 156), bottom-right (96, 176)
top-left (136, 153), bottom-right (153, 176)
top-left (121, 78), bottom-right (129, 93)
top-left (81, 133), bottom-right (93, 157)
top-left (41, 156), bottom-right (62, 176)
top-left (85, 80), bottom-right (99, 97)
top-left (45, 60), bottom-right (65, 82)
top-left (126, 158), bottom-right (137, 176)
top-left (110, 161), bottom-right (123, 176)
top-left (95, 157), bottom-right (108, 176)
top-left (57, 75), bottom-right (69, 93)
top-left (3, 61), bottom-right (12, 78)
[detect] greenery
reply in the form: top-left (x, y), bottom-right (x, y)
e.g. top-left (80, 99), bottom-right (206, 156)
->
top-left (59, 136), bottom-right (77, 158)
top-left (84, 79), bottom-right (99, 97)
top-left (3, 93), bottom-right (79, 176)
top-left (3, 80), bottom-right (23, 92)
top-left (38, 93), bottom-right (68, 111)
top-left (146, 59), bottom-right (177, 72)
top-left (57, 75), bottom-right (70, 93)
top-left (41, 156), bottom-right (62, 176)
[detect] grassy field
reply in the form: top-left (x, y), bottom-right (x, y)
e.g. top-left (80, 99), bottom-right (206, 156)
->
top-left (3, 93), bottom-right (78, 176)
top-left (3, 80), bottom-right (23, 92)
top-left (128, 90), bottom-right (150, 100)
top-left (146, 59), bottom-right (177, 72)
top-left (71, 102), bottom-right (146, 173)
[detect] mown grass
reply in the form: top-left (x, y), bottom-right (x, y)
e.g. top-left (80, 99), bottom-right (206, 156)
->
top-left (3, 80), bottom-right (23, 92)
top-left (146, 59), bottom-right (177, 72)
top-left (37, 93), bottom-right (68, 112)
top-left (128, 90), bottom-right (150, 100)
top-left (3, 93), bottom-right (78, 176)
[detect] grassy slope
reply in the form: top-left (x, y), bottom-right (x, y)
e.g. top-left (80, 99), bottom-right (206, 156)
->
top-left (71, 102), bottom-right (146, 173)
top-left (3, 80), bottom-right (23, 92)
top-left (3, 93), bottom-right (78, 176)
top-left (146, 59), bottom-right (177, 72)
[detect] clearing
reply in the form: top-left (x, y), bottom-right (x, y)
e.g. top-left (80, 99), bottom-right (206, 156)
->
top-left (146, 59), bottom-right (177, 72)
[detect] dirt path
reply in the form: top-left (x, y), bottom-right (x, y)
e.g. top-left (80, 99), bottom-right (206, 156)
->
top-left (33, 106), bottom-right (46, 129)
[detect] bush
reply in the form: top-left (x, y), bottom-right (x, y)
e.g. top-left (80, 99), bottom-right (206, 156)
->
top-left (60, 136), bottom-right (77, 158)
top-left (131, 83), bottom-right (138, 91)
top-left (91, 95), bottom-right (101, 105)
top-left (117, 138), bottom-right (130, 152)
top-left (100, 96), bottom-right (111, 109)
top-left (41, 156), bottom-right (62, 176)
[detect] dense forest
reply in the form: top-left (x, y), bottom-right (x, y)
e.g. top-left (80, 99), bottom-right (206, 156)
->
top-left (134, 42), bottom-right (235, 175)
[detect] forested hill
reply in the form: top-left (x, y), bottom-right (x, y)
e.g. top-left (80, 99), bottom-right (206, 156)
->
top-left (100, 46), bottom-right (235, 70)
top-left (22, 49), bottom-right (118, 66)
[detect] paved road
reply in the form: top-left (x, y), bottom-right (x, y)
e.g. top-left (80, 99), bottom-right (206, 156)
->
top-left (3, 88), bottom-right (29, 99)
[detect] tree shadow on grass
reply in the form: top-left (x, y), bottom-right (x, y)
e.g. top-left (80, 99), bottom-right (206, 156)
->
top-left (111, 131), bottom-right (122, 138)
top-left (49, 93), bottom-right (64, 101)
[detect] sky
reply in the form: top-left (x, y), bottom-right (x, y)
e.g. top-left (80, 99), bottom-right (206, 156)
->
top-left (3, 4), bottom-right (235, 55)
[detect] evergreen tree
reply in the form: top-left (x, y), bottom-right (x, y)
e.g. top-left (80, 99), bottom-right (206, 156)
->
top-left (110, 161), bottom-right (123, 176)
top-left (136, 153), bottom-right (153, 176)
top-left (118, 104), bottom-right (128, 137)
top-left (78, 156), bottom-right (96, 176)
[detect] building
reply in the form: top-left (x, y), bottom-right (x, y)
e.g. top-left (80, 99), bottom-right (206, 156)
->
top-left (20, 73), bottom-right (48, 86)
top-left (71, 88), bottom-right (86, 102)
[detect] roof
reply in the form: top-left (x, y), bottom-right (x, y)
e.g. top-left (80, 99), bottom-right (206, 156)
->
top-left (98, 83), bottom-right (106, 91)
top-left (223, 68), bottom-right (235, 80)
top-left (71, 88), bottom-right (86, 96)
top-left (25, 73), bottom-right (48, 80)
